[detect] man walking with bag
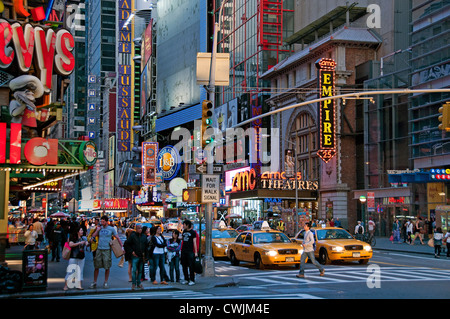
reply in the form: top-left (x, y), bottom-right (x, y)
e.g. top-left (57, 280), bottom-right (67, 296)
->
top-left (296, 222), bottom-right (324, 278)
top-left (89, 215), bottom-right (123, 289)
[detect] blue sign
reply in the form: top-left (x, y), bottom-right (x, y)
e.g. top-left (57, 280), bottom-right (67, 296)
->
top-left (89, 103), bottom-right (96, 111)
top-left (157, 146), bottom-right (181, 181)
top-left (88, 132), bottom-right (95, 139)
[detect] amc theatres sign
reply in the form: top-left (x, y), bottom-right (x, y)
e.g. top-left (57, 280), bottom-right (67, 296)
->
top-left (0, 19), bottom-right (75, 92)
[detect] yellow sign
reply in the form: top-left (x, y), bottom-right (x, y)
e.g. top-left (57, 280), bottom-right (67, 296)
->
top-left (316, 58), bottom-right (337, 163)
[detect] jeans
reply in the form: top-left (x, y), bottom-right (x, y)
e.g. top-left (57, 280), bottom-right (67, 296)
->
top-left (131, 256), bottom-right (144, 286)
top-left (151, 254), bottom-right (166, 282)
top-left (393, 230), bottom-right (400, 242)
top-left (181, 251), bottom-right (195, 282)
top-left (169, 255), bottom-right (180, 282)
top-left (298, 251), bottom-right (324, 275)
top-left (52, 242), bottom-right (62, 261)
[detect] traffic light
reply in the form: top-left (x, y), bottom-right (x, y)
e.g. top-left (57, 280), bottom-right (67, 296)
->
top-left (182, 188), bottom-right (201, 204)
top-left (201, 100), bottom-right (213, 148)
top-left (438, 102), bottom-right (450, 132)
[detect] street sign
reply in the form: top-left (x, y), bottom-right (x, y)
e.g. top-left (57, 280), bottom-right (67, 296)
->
top-left (196, 164), bottom-right (223, 174)
top-left (202, 174), bottom-right (220, 203)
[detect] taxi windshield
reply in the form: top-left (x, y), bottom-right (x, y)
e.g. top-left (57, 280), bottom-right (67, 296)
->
top-left (316, 229), bottom-right (353, 240)
top-left (253, 232), bottom-right (290, 244)
top-left (212, 229), bottom-right (238, 239)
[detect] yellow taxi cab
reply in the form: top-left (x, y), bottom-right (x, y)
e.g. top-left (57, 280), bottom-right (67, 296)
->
top-left (226, 222), bottom-right (303, 269)
top-left (200, 226), bottom-right (239, 258)
top-left (127, 218), bottom-right (164, 233)
top-left (292, 226), bottom-right (373, 265)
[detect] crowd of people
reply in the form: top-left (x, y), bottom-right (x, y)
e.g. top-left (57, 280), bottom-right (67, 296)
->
top-left (8, 215), bottom-right (201, 290)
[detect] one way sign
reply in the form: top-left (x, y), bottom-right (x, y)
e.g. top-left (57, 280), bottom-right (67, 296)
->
top-left (196, 164), bottom-right (223, 174)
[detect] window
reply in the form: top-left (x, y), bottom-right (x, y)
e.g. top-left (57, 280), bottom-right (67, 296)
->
top-left (288, 112), bottom-right (319, 180)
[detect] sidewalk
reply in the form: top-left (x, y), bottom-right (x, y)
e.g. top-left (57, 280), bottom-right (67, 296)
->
top-left (0, 236), bottom-right (441, 299)
top-left (0, 243), bottom-right (237, 299)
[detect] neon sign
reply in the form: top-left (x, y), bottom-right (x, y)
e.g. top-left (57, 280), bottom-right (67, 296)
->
top-left (0, 20), bottom-right (75, 92)
top-left (316, 58), bottom-right (337, 163)
top-left (0, 123), bottom-right (58, 165)
top-left (232, 167), bottom-right (257, 192)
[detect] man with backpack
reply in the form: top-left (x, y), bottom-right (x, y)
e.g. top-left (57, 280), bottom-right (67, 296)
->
top-left (296, 222), bottom-right (324, 279)
top-left (355, 221), bottom-right (364, 240)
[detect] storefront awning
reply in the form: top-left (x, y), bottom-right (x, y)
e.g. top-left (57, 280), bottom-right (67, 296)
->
top-left (435, 205), bottom-right (450, 212)
top-left (353, 187), bottom-right (412, 200)
top-left (229, 189), bottom-right (318, 201)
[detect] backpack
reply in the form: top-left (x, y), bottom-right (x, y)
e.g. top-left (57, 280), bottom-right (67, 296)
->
top-left (358, 225), bottom-right (363, 234)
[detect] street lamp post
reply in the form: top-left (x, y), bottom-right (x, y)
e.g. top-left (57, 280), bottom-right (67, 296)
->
top-left (359, 195), bottom-right (367, 231)
top-left (284, 139), bottom-right (299, 235)
top-left (202, 0), bottom-right (229, 277)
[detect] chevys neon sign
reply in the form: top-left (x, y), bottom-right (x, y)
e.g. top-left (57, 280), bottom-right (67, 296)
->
top-left (0, 20), bottom-right (75, 92)
top-left (0, 122), bottom-right (58, 165)
top-left (315, 58), bottom-right (337, 163)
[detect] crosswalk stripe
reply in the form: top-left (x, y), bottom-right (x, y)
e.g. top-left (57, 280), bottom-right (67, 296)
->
top-left (235, 266), bottom-right (450, 287)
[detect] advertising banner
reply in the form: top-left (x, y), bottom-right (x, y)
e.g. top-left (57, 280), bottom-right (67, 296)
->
top-left (142, 142), bottom-right (158, 185)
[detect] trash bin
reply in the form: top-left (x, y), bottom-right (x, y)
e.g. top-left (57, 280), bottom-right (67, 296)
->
top-left (22, 249), bottom-right (48, 290)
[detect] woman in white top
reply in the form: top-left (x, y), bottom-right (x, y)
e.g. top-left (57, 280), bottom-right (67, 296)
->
top-left (24, 224), bottom-right (38, 250)
top-left (444, 231), bottom-right (450, 258)
top-left (433, 227), bottom-right (444, 258)
top-left (406, 220), bottom-right (414, 244)
top-left (150, 226), bottom-right (168, 285)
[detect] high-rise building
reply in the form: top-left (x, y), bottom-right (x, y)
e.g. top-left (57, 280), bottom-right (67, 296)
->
top-left (65, 0), bottom-right (87, 140)
top-left (84, 0), bottom-right (117, 201)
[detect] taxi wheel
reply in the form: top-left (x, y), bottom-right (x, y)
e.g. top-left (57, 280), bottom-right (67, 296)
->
top-left (230, 251), bottom-right (240, 266)
top-left (319, 249), bottom-right (330, 265)
top-left (255, 253), bottom-right (265, 270)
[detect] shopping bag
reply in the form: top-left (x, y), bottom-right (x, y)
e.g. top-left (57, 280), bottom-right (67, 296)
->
top-left (62, 242), bottom-right (71, 260)
top-left (194, 256), bottom-right (203, 274)
top-left (428, 238), bottom-right (434, 247)
top-left (110, 238), bottom-right (124, 258)
top-left (118, 255), bottom-right (125, 268)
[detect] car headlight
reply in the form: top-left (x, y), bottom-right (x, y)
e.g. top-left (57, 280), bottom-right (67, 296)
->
top-left (331, 246), bottom-right (344, 252)
top-left (214, 243), bottom-right (224, 248)
top-left (264, 250), bottom-right (278, 257)
top-left (364, 245), bottom-right (372, 251)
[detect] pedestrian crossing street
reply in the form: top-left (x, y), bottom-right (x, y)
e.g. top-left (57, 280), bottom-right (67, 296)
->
top-left (214, 264), bottom-right (450, 287)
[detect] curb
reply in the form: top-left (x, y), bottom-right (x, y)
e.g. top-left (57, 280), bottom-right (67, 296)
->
top-left (0, 279), bottom-right (239, 299)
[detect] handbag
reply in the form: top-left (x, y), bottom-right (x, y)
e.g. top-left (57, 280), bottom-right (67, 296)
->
top-left (194, 256), bottom-right (203, 274)
top-left (428, 238), bottom-right (434, 247)
top-left (110, 237), bottom-right (124, 258)
top-left (62, 242), bottom-right (71, 260)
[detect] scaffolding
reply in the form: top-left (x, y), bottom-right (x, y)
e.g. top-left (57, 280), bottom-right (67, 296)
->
top-left (215, 0), bottom-right (293, 106)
